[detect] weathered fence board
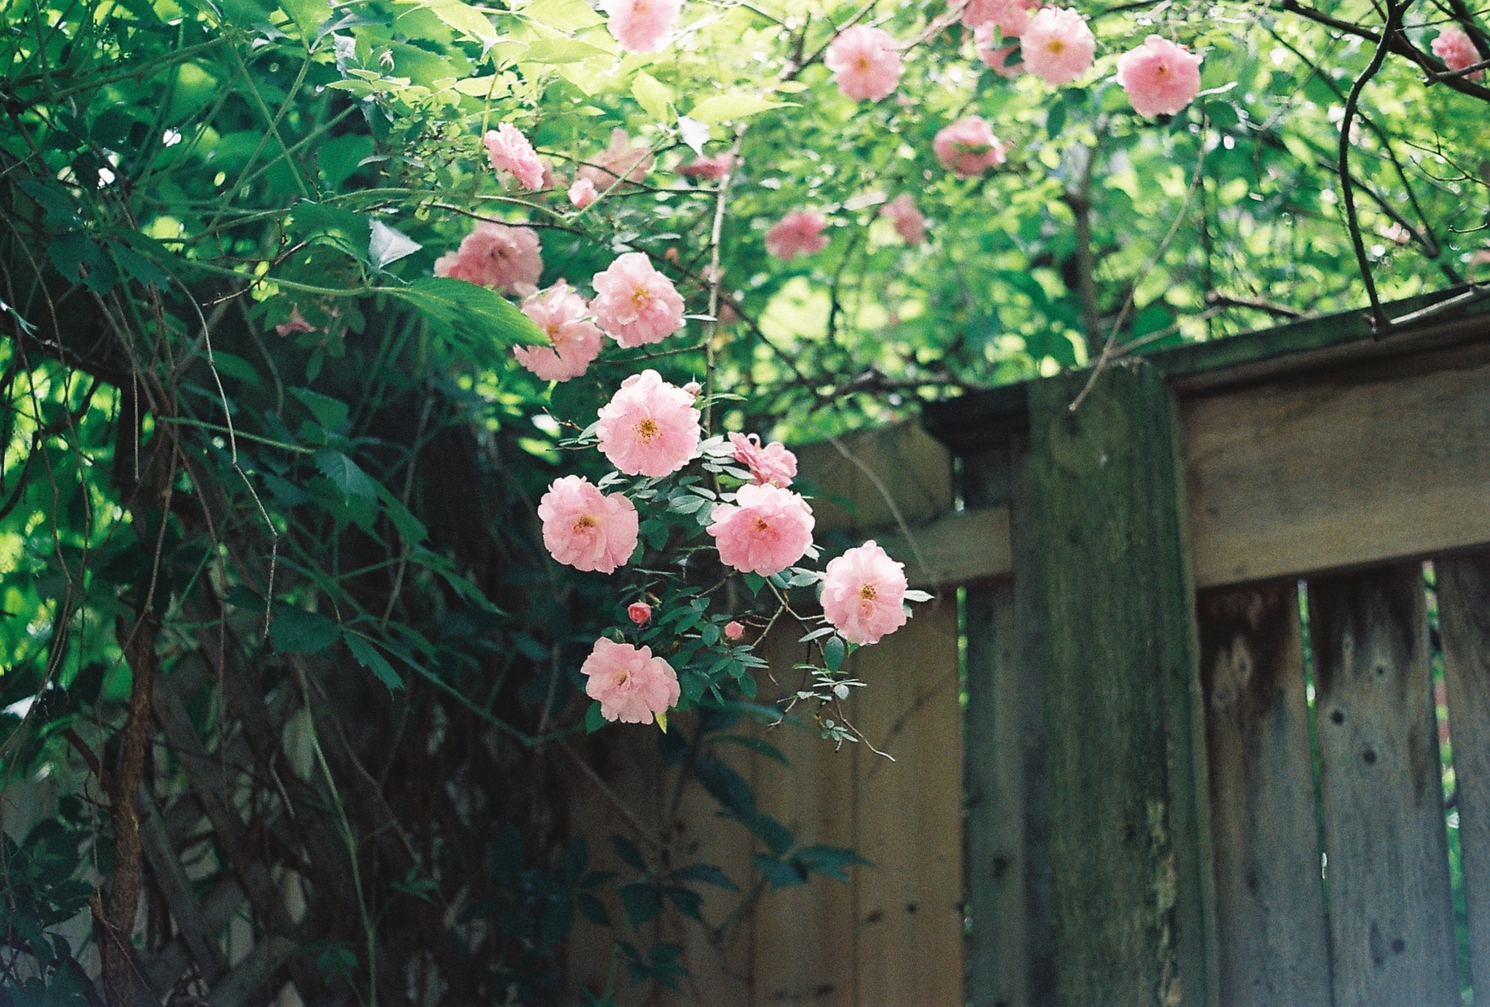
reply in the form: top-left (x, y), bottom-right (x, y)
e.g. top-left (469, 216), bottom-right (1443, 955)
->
top-left (1197, 581), bottom-right (1331, 1007)
top-left (1437, 550), bottom-right (1490, 996)
top-left (1307, 565), bottom-right (1460, 1007)
top-left (1027, 361), bottom-right (1214, 1007)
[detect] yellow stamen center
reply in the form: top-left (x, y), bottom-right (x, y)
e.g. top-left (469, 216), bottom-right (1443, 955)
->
top-left (860, 583), bottom-right (877, 601)
top-left (636, 417), bottom-right (658, 440)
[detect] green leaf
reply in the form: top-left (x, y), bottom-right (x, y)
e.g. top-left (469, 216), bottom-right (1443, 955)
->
top-left (522, 38), bottom-right (611, 64)
top-left (668, 862), bottom-right (739, 892)
top-left (1046, 98), bottom-right (1066, 139)
top-left (288, 201), bottom-right (371, 262)
top-left (824, 635), bottom-right (845, 672)
top-left (271, 607), bottom-right (340, 654)
top-left (608, 834), bottom-right (646, 871)
top-left (520, 0), bottom-right (603, 31)
top-left (687, 93), bottom-right (792, 124)
top-left (291, 387), bottom-right (350, 432)
top-left (397, 0), bottom-right (496, 45)
top-left (585, 699), bottom-right (606, 733)
top-left (278, 0), bottom-right (330, 41)
top-left (314, 449), bottom-right (377, 500)
top-left (344, 631), bottom-right (403, 690)
top-left (632, 71), bottom-right (673, 123)
top-left (385, 278), bottom-right (547, 365)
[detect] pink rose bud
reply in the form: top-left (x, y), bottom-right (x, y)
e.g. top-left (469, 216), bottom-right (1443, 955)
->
top-left (724, 620), bottom-right (745, 641)
top-left (628, 602), bottom-right (652, 625)
top-left (682, 381), bottom-right (702, 397)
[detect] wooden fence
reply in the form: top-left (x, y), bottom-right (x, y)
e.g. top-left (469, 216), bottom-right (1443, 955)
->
top-left (567, 285), bottom-right (1490, 1007)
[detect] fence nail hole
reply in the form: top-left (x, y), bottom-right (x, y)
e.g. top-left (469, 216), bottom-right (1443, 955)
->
top-left (1391, 938), bottom-right (1405, 954)
top-left (906, 902), bottom-right (917, 914)
top-left (1362, 748), bottom-right (1377, 765)
top-left (1330, 710), bottom-right (1344, 724)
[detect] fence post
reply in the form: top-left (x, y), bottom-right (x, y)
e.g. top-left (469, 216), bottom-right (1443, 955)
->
top-left (1025, 360), bottom-right (1216, 1007)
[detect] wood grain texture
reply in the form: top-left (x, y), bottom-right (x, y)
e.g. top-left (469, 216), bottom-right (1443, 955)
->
top-left (1028, 361), bottom-right (1215, 1007)
top-left (876, 505), bottom-right (1011, 588)
top-left (1183, 342), bottom-right (1490, 588)
top-left (1307, 564), bottom-right (1459, 1007)
top-left (793, 421), bottom-right (953, 533)
top-left (1197, 582), bottom-right (1331, 1007)
top-left (851, 596), bottom-right (964, 1007)
top-left (1436, 551), bottom-right (1490, 997)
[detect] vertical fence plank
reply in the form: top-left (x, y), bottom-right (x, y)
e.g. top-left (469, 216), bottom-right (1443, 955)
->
top-left (1308, 564), bottom-right (1459, 1007)
top-left (1437, 551), bottom-right (1490, 997)
top-left (851, 595), bottom-right (964, 1007)
top-left (1027, 361), bottom-right (1215, 1007)
top-left (1197, 582), bottom-right (1331, 1006)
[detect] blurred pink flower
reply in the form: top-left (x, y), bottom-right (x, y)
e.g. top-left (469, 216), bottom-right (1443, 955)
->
top-left (1433, 25), bottom-right (1484, 80)
top-left (568, 177), bottom-right (598, 209)
top-left (275, 306), bottom-right (318, 337)
top-left (578, 129), bottom-right (654, 188)
top-left (1116, 35), bottom-right (1203, 117)
top-left (582, 638), bottom-right (679, 724)
top-left (483, 124), bottom-right (545, 190)
top-left (974, 25), bottom-right (1024, 77)
top-left (591, 252), bottom-right (686, 347)
top-left (601, 0), bottom-right (680, 53)
top-left (724, 620), bottom-right (745, 641)
top-left (433, 221), bottom-right (543, 294)
top-left (1021, 7), bottom-right (1095, 86)
top-left (628, 601), bottom-right (652, 625)
top-left (879, 193), bottom-right (926, 244)
top-left (707, 483), bottom-right (815, 576)
top-left (728, 432), bottom-right (798, 487)
top-left (765, 211), bottom-right (830, 261)
top-left (821, 540), bottom-right (907, 645)
top-left (512, 283), bottom-right (603, 381)
top-left (597, 369), bottom-right (701, 477)
top-left (958, 0), bottom-right (1037, 36)
top-left (538, 475), bottom-right (639, 574)
top-left (933, 117), bottom-right (1006, 176)
top-left (677, 152), bottom-right (737, 180)
top-left (824, 25), bottom-right (904, 102)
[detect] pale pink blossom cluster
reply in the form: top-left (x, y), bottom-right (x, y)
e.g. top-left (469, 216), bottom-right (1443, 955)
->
top-left (824, 25), bottom-right (904, 102)
top-left (590, 252), bottom-right (686, 347)
top-left (879, 194), bottom-right (926, 245)
top-left (538, 475), bottom-right (639, 574)
top-left (728, 432), bottom-right (798, 487)
top-left (1433, 25), bottom-right (1484, 80)
top-left (513, 283), bottom-right (603, 381)
top-left (707, 483), bottom-right (816, 576)
top-left (1115, 35), bottom-right (1204, 117)
top-left (568, 177), bottom-right (598, 209)
top-left (1021, 7), bottom-right (1095, 85)
top-left (933, 117), bottom-right (1007, 177)
top-left (821, 541), bottom-right (908, 645)
top-left (578, 129), bottom-right (653, 188)
top-left (765, 211), bottom-right (830, 261)
top-left (958, 0), bottom-right (1038, 37)
top-left (596, 369), bottom-right (702, 477)
top-left (601, 0), bottom-right (680, 53)
top-left (433, 221), bottom-right (543, 294)
top-left (582, 638), bottom-right (680, 724)
top-left (483, 125), bottom-right (545, 191)
top-left (677, 152), bottom-right (737, 181)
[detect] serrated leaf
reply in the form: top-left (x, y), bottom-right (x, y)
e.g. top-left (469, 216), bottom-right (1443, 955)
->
top-left (385, 278), bottom-right (547, 366)
top-left (688, 93), bottom-right (791, 124)
top-left (521, 0), bottom-right (603, 30)
top-left (292, 387), bottom-right (350, 431)
top-left (345, 631), bottom-right (403, 690)
top-left (522, 38), bottom-right (610, 64)
top-left (398, 0), bottom-right (496, 45)
top-left (632, 71), bottom-right (673, 123)
top-left (369, 219), bottom-right (421, 270)
top-left (278, 0), bottom-right (330, 41)
top-left (451, 74), bottom-right (504, 96)
top-left (271, 607), bottom-right (340, 654)
top-left (314, 449), bottom-right (377, 500)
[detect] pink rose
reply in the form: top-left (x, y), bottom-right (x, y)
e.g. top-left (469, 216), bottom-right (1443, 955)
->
top-left (677, 152), bottom-right (737, 181)
top-left (512, 283), bottom-right (603, 382)
top-left (432, 221), bottom-right (543, 294)
top-left (628, 601), bottom-right (652, 625)
top-left (1115, 35), bottom-right (1204, 117)
top-left (933, 117), bottom-right (1007, 177)
top-left (728, 432), bottom-right (798, 487)
top-left (765, 211), bottom-right (830, 261)
top-left (596, 369), bottom-right (702, 478)
top-left (724, 620), bottom-right (744, 641)
top-left (707, 483), bottom-right (815, 576)
top-left (590, 252), bottom-right (686, 347)
top-left (275, 306), bottom-right (319, 337)
top-left (1433, 25), bottom-right (1484, 80)
top-left (568, 177), bottom-right (598, 209)
top-left (824, 25), bottom-right (904, 102)
top-left (578, 129), bottom-right (653, 188)
top-left (974, 25), bottom-right (1024, 77)
top-left (1021, 7), bottom-right (1095, 86)
top-left (879, 194), bottom-right (926, 245)
top-left (483, 124), bottom-right (545, 191)
top-left (957, 0), bottom-right (1037, 36)
top-left (582, 638), bottom-right (680, 724)
top-left (537, 475), bottom-right (639, 574)
top-left (821, 540), bottom-right (907, 645)
top-left (601, 0), bottom-right (680, 54)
